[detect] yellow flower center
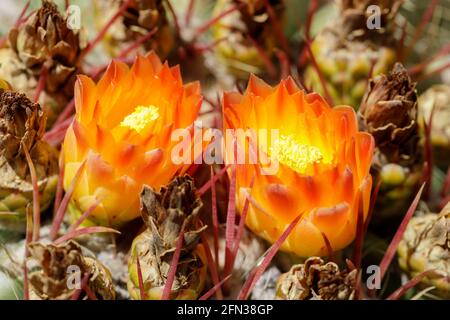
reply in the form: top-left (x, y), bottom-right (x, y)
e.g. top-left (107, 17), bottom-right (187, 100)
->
top-left (120, 105), bottom-right (160, 133)
top-left (271, 135), bottom-right (325, 173)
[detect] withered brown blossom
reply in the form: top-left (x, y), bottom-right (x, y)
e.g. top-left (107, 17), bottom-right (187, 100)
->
top-left (98, 0), bottom-right (174, 58)
top-left (0, 0), bottom-right (84, 126)
top-left (127, 175), bottom-right (207, 300)
top-left (358, 63), bottom-right (421, 223)
top-left (0, 90), bottom-right (56, 177)
top-left (359, 63), bottom-right (419, 165)
top-left (397, 203), bottom-right (450, 298)
top-left (276, 257), bottom-right (356, 300)
top-left (0, 89), bottom-right (58, 231)
top-left (27, 241), bottom-right (116, 300)
top-left (8, 0), bottom-right (84, 95)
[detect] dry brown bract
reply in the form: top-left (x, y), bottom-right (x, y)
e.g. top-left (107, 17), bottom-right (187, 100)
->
top-left (8, 0), bottom-right (83, 96)
top-left (127, 175), bottom-right (207, 299)
top-left (358, 63), bottom-right (422, 223)
top-left (0, 89), bottom-right (58, 231)
top-left (0, 89), bottom-right (56, 179)
top-left (276, 257), bottom-right (356, 300)
top-left (0, 0), bottom-right (84, 126)
top-left (359, 63), bottom-right (418, 165)
top-left (98, 0), bottom-right (174, 58)
top-left (27, 240), bottom-right (116, 300)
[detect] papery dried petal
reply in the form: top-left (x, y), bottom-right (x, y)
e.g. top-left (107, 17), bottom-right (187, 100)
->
top-left (0, 89), bottom-right (58, 232)
top-left (127, 176), bottom-right (207, 300)
top-left (276, 257), bottom-right (356, 300)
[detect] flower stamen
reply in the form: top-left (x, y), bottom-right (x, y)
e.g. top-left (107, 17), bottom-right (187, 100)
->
top-left (271, 135), bottom-right (325, 173)
top-left (120, 105), bottom-right (160, 133)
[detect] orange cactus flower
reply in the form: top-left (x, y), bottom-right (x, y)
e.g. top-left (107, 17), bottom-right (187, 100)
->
top-left (62, 53), bottom-right (202, 227)
top-left (223, 75), bottom-right (374, 257)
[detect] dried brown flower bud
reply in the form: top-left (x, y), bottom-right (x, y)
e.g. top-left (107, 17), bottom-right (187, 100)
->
top-left (358, 63), bottom-right (421, 224)
top-left (98, 0), bottom-right (174, 58)
top-left (0, 1), bottom-right (84, 126)
top-left (397, 203), bottom-right (450, 298)
top-left (0, 89), bottom-right (58, 182)
top-left (276, 257), bottom-right (356, 300)
top-left (128, 175), bottom-right (207, 300)
top-left (359, 63), bottom-right (419, 165)
top-left (8, 0), bottom-right (84, 96)
top-left (0, 90), bottom-right (58, 232)
top-left (1, 90), bottom-right (43, 169)
top-left (28, 241), bottom-right (116, 300)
